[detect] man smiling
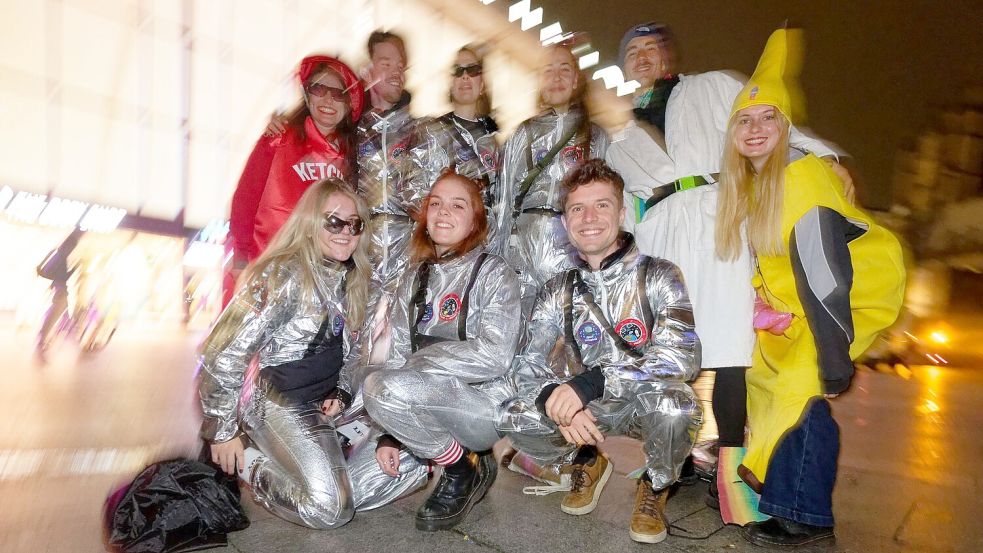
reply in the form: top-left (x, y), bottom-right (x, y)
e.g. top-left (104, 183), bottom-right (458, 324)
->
top-left (501, 159), bottom-right (702, 544)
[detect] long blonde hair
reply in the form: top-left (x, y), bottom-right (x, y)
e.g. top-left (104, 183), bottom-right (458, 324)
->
top-left (240, 178), bottom-right (371, 329)
top-left (715, 113), bottom-right (791, 261)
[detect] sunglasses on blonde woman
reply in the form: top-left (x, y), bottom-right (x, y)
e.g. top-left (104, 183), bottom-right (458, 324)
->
top-left (323, 214), bottom-right (365, 236)
top-left (451, 64), bottom-right (483, 78)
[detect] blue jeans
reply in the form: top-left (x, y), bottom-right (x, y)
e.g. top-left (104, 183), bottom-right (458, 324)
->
top-left (759, 397), bottom-right (838, 527)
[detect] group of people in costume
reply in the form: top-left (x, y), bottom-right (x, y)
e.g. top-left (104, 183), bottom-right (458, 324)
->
top-left (199, 20), bottom-right (905, 549)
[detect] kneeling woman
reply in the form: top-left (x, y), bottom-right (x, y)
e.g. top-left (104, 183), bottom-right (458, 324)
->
top-left (199, 179), bottom-right (428, 529)
top-left (715, 30), bottom-right (904, 546)
top-left (363, 171), bottom-right (522, 531)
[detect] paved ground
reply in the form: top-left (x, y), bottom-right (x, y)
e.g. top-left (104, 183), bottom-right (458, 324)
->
top-left (0, 323), bottom-right (979, 552)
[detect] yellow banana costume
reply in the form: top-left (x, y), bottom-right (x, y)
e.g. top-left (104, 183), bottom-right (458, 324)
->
top-left (732, 29), bottom-right (906, 485)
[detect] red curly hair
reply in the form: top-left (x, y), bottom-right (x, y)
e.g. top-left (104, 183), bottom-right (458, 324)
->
top-left (409, 169), bottom-right (488, 263)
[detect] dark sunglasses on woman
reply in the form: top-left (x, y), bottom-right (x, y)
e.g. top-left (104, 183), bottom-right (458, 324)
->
top-left (306, 83), bottom-right (348, 102)
top-left (451, 63), bottom-right (483, 78)
top-left (323, 214), bottom-right (364, 236)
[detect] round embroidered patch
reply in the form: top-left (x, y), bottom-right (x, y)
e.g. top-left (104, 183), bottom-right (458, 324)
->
top-left (390, 142), bottom-right (407, 158)
top-left (533, 147), bottom-right (548, 164)
top-left (615, 318), bottom-right (647, 347)
top-left (420, 302), bottom-right (434, 324)
top-left (457, 147), bottom-right (475, 162)
top-left (332, 314), bottom-right (345, 336)
top-left (480, 150), bottom-right (497, 170)
top-left (561, 145), bottom-right (585, 168)
top-left (438, 294), bottom-right (462, 321)
top-left (577, 321), bottom-right (602, 345)
top-left (358, 142), bottom-right (374, 157)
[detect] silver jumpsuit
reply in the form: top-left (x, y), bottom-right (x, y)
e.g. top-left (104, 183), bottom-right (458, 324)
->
top-left (198, 256), bottom-right (428, 529)
top-left (409, 113), bottom-right (505, 251)
top-left (500, 237), bottom-right (703, 490)
top-left (356, 101), bottom-right (424, 293)
top-left (498, 107), bottom-right (610, 313)
top-left (363, 248), bottom-right (522, 458)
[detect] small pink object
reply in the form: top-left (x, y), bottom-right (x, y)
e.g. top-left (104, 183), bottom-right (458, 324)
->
top-left (753, 294), bottom-right (792, 335)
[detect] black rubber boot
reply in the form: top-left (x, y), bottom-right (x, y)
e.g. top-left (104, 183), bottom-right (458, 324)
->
top-left (415, 450), bottom-right (497, 532)
top-left (705, 472), bottom-right (720, 510)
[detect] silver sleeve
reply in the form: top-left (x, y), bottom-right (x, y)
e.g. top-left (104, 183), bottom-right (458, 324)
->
top-left (508, 278), bottom-right (568, 399)
top-left (198, 267), bottom-right (294, 443)
top-left (495, 123), bottom-right (530, 256)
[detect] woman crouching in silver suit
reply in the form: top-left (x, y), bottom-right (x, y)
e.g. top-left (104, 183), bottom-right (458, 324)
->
top-left (198, 178), bottom-right (428, 529)
top-left (363, 170), bottom-right (522, 532)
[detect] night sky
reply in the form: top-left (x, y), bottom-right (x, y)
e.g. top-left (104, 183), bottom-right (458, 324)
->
top-left (532, 0), bottom-right (983, 209)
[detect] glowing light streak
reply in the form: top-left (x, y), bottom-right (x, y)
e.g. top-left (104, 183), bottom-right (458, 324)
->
top-left (38, 197), bottom-right (89, 228)
top-left (4, 191), bottom-right (48, 223)
top-left (540, 22), bottom-right (562, 42)
top-left (578, 52), bottom-right (599, 69)
top-left (79, 205), bottom-right (126, 233)
top-left (0, 186), bottom-right (12, 210)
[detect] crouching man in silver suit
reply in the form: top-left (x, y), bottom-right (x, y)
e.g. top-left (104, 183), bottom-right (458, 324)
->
top-left (499, 159), bottom-right (702, 544)
top-left (198, 179), bottom-right (428, 529)
top-left (363, 171), bottom-right (522, 532)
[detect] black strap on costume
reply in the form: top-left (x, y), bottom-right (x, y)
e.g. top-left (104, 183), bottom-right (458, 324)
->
top-left (410, 262), bottom-right (433, 353)
top-left (512, 123), bottom-right (580, 219)
top-left (457, 252), bottom-right (488, 341)
top-left (563, 265), bottom-right (653, 363)
top-left (410, 253), bottom-right (488, 352)
top-left (636, 259), bottom-right (654, 333)
top-left (303, 312), bottom-right (335, 357)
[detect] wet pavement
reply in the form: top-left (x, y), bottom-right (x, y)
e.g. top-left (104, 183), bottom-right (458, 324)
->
top-left (0, 323), bottom-right (979, 552)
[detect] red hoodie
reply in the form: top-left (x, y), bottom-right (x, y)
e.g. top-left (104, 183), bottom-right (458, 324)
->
top-left (230, 116), bottom-right (350, 261)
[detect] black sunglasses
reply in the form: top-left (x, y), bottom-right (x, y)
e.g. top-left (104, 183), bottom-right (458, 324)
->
top-left (451, 63), bottom-right (483, 78)
top-left (322, 214), bottom-right (365, 236)
top-left (306, 83), bottom-right (348, 102)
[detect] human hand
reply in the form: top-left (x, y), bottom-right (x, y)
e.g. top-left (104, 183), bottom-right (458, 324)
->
top-left (825, 158), bottom-right (856, 205)
top-left (545, 384), bottom-right (584, 426)
top-left (321, 398), bottom-right (343, 417)
top-left (263, 113), bottom-right (288, 137)
top-left (375, 438), bottom-right (401, 477)
top-left (210, 436), bottom-right (245, 476)
top-left (557, 410), bottom-right (604, 446)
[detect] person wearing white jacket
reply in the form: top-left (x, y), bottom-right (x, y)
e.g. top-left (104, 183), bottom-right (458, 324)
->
top-left (604, 22), bottom-right (851, 504)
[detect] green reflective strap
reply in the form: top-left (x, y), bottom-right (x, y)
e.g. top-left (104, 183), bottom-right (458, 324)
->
top-left (675, 175), bottom-right (707, 192)
top-left (634, 196), bottom-right (647, 223)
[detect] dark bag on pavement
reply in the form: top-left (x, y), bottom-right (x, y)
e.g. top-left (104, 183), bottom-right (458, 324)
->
top-left (104, 458), bottom-right (249, 553)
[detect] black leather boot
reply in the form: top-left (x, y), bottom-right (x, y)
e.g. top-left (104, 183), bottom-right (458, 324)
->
top-left (741, 516), bottom-right (835, 547)
top-left (415, 450), bottom-right (497, 531)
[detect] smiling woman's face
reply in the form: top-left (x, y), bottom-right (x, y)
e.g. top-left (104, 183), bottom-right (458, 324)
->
top-left (734, 104), bottom-right (782, 171)
top-left (318, 192), bottom-right (361, 261)
top-left (425, 176), bottom-right (477, 256)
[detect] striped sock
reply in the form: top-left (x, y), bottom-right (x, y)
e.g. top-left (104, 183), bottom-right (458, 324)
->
top-left (432, 440), bottom-right (464, 466)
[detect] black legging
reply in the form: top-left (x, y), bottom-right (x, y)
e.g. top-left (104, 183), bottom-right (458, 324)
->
top-left (711, 367), bottom-right (748, 447)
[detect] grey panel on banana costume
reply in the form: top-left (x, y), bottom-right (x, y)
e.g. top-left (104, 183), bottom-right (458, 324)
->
top-left (364, 248), bottom-right (522, 459)
top-left (498, 107), bottom-right (610, 313)
top-left (500, 237), bottom-right (703, 491)
top-left (356, 101), bottom-right (426, 293)
top-left (198, 257), bottom-right (427, 529)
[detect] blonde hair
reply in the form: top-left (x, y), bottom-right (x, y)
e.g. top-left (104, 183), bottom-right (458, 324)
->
top-left (715, 113), bottom-right (791, 261)
top-left (240, 178), bottom-right (371, 329)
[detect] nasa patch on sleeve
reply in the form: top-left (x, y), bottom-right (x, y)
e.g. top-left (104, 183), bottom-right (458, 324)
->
top-left (614, 318), bottom-right (647, 347)
top-left (420, 301), bottom-right (434, 324)
top-left (576, 321), bottom-right (602, 345)
top-left (438, 294), bottom-right (462, 321)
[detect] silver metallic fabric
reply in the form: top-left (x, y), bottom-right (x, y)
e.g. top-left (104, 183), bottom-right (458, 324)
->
top-left (198, 257), bottom-right (361, 443)
top-left (498, 108), bottom-right (610, 311)
top-left (500, 240), bottom-right (702, 489)
top-left (243, 385), bottom-right (428, 528)
top-left (356, 106), bottom-right (424, 292)
top-left (408, 113), bottom-right (505, 252)
top-left (364, 248), bottom-right (522, 458)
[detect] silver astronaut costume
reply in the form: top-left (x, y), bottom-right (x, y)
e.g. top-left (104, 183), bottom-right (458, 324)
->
top-left (363, 247), bottom-right (521, 459)
top-left (198, 256), bottom-right (428, 529)
top-left (500, 236), bottom-right (702, 490)
top-left (498, 107), bottom-right (610, 313)
top-left (356, 99), bottom-right (423, 292)
top-left (409, 113), bottom-right (504, 250)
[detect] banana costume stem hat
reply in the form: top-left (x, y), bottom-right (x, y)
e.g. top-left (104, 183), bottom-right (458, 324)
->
top-left (731, 28), bottom-right (806, 124)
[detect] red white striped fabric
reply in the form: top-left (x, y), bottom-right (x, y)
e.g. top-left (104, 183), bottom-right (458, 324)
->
top-left (432, 440), bottom-right (463, 466)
